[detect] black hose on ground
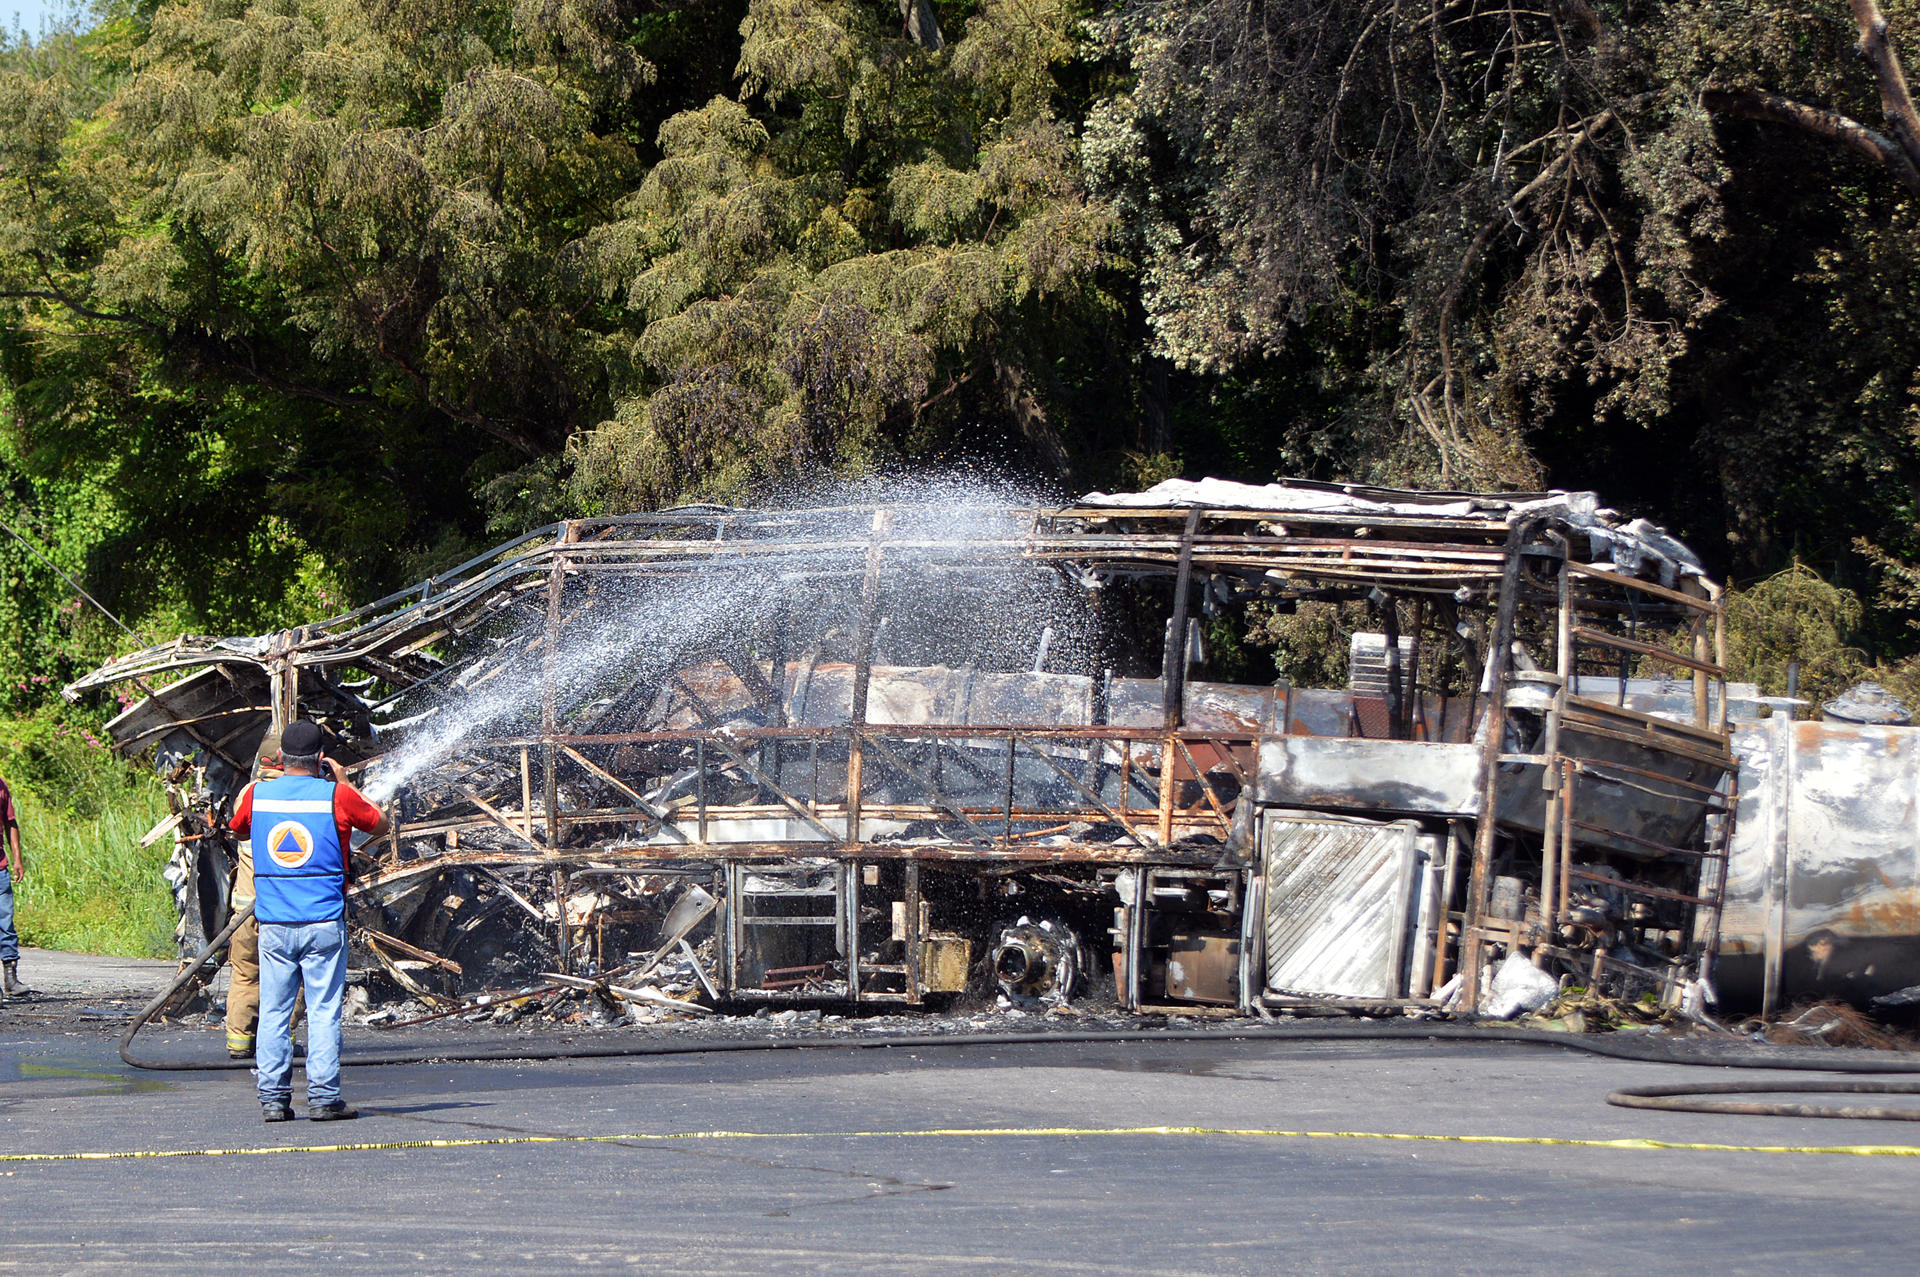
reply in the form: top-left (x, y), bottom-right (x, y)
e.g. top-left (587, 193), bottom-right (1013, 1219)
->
top-left (117, 921), bottom-right (1920, 1120)
top-left (1608, 1079), bottom-right (1920, 1121)
top-left (119, 903), bottom-right (254, 1071)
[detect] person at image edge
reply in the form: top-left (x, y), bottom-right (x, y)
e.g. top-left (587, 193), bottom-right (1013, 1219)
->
top-left (0, 771), bottom-right (28, 1000)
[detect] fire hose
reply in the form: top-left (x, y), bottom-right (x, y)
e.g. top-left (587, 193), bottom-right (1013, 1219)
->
top-left (118, 905), bottom-right (1920, 1120)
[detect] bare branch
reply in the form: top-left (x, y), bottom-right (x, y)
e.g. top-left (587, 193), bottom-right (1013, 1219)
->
top-left (0, 286), bottom-right (163, 334)
top-left (1850, 0), bottom-right (1920, 174)
top-left (1701, 86), bottom-right (1920, 193)
top-left (898, 0), bottom-right (943, 51)
top-left (993, 356), bottom-right (1073, 480)
top-left (1437, 97), bottom-right (1650, 372)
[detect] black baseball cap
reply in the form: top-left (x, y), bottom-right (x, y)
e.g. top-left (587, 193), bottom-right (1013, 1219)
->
top-left (279, 720), bottom-right (325, 757)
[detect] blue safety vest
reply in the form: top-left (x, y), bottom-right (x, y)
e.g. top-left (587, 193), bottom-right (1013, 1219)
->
top-left (248, 774), bottom-right (346, 924)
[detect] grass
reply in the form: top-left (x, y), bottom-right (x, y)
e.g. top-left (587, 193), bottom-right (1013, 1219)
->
top-left (11, 779), bottom-right (176, 958)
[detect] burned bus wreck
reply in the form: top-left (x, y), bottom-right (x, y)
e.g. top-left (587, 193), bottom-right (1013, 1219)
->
top-left (69, 479), bottom-right (1741, 1018)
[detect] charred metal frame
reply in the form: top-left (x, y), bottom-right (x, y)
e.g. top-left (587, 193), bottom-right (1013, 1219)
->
top-left (73, 483), bottom-right (1736, 1014)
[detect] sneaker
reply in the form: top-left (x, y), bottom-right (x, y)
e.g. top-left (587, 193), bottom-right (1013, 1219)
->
top-left (262, 1101), bottom-right (295, 1123)
top-left (308, 1100), bottom-right (358, 1121)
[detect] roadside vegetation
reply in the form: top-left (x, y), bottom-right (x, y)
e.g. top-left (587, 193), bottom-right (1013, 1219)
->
top-left (2, 711), bottom-right (173, 957)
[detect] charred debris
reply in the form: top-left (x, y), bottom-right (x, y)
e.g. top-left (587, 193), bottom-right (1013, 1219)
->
top-left (70, 479), bottom-right (1750, 1027)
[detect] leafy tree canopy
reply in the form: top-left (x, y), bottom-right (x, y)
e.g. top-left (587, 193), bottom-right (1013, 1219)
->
top-left (567, 0), bottom-right (1113, 508)
top-left (1, 0), bottom-right (1919, 704)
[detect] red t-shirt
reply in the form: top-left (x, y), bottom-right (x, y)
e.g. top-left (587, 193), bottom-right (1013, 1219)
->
top-left (229, 776), bottom-right (384, 845)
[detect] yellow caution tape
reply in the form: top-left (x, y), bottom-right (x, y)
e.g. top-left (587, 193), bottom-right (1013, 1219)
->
top-left (3, 1123), bottom-right (1919, 1163)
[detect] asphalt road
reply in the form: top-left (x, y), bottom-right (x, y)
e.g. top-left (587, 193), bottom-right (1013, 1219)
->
top-left (4, 1013), bottom-right (1919, 1274)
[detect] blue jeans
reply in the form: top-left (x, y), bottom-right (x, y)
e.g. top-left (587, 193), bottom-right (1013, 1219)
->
top-left (0, 866), bottom-right (17, 963)
top-left (256, 919), bottom-right (347, 1107)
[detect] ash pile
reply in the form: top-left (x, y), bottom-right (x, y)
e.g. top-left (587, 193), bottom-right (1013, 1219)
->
top-left (354, 883), bottom-right (727, 1030)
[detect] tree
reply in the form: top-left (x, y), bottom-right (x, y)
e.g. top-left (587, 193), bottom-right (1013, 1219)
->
top-left (1089, 0), bottom-right (1920, 612)
top-left (568, 0), bottom-right (1116, 509)
top-left (5, 0), bottom-right (1920, 694)
top-left (0, 0), bottom-right (661, 674)
top-left (1088, 1), bottom-right (1740, 489)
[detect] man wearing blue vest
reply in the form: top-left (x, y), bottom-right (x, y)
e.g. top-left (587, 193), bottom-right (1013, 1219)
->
top-left (228, 719), bottom-right (388, 1122)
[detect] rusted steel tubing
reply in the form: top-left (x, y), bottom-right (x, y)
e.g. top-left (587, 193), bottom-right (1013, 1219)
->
top-left (1016, 740), bottom-right (1151, 845)
top-left (397, 806), bottom-right (1236, 844)
top-left (466, 726), bottom-right (1264, 746)
top-left (559, 746), bottom-right (687, 841)
top-left (358, 840), bottom-right (1238, 873)
top-left (852, 732), bottom-right (1004, 844)
top-left (548, 536), bottom-right (1031, 557)
top-left (372, 983), bottom-right (568, 1030)
top-left (1571, 625), bottom-right (1724, 677)
top-left (72, 498), bottom-right (1583, 693)
top-left (1569, 757), bottom-right (1733, 798)
top-left (1561, 561), bottom-right (1719, 611)
top-left (1564, 817), bottom-right (1718, 859)
top-left (1563, 693), bottom-right (1731, 749)
top-left (1564, 868), bottom-right (1709, 906)
top-left (1163, 507), bottom-right (1201, 731)
top-left (1173, 737), bottom-right (1233, 827)
top-left (1036, 531), bottom-right (1510, 556)
top-left (401, 806), bottom-right (1232, 842)
top-left (1557, 711), bottom-right (1733, 768)
top-left (215, 547), bottom-right (1524, 674)
top-left (357, 926), bottom-right (465, 975)
top-left (668, 672), bottom-right (843, 842)
top-left (457, 785), bottom-right (547, 853)
top-left (1029, 536), bottom-right (1514, 557)
top-left (1028, 550), bottom-right (1503, 582)
top-left (1460, 519), bottom-right (1532, 1011)
top-left (1043, 507), bottom-right (1514, 534)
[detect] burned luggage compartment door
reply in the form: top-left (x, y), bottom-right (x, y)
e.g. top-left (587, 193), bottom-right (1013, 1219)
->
top-left (1261, 813), bottom-right (1426, 1000)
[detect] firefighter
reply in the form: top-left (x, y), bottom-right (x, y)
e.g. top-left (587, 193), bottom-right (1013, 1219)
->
top-left (229, 720), bottom-right (388, 1122)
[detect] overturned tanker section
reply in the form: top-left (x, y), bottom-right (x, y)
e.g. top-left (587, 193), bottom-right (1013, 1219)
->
top-left (68, 480), bottom-right (1738, 1017)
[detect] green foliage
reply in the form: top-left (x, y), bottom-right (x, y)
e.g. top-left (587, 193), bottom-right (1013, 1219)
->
top-left (0, 0), bottom-right (665, 690)
top-left (0, 703), bottom-right (128, 817)
top-left (1, 0), bottom-right (1917, 629)
top-left (1851, 537), bottom-right (1920, 709)
top-left (1722, 560), bottom-right (1869, 703)
top-left (1085, 0), bottom-right (1920, 607)
top-left (8, 770), bottom-right (173, 957)
top-left (1244, 600), bottom-right (1368, 691)
top-left (1859, 537), bottom-right (1920, 635)
top-left (1876, 656), bottom-right (1920, 714)
top-left (1087, 1), bottom-right (1741, 488)
top-left (570, 0), bottom-right (1114, 509)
